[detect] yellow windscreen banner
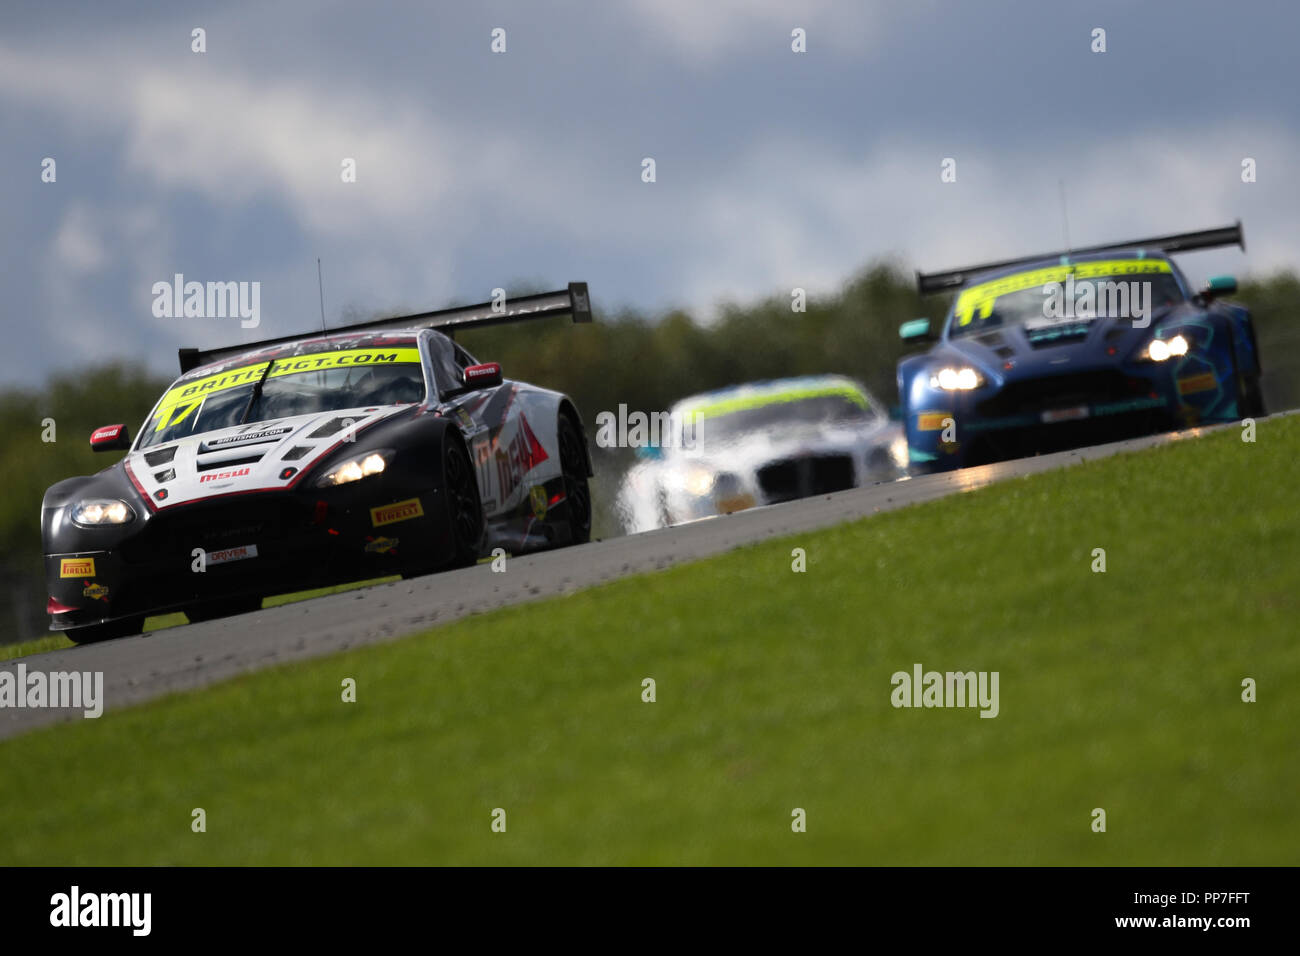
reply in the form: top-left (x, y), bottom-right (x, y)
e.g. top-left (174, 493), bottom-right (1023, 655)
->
top-left (955, 260), bottom-right (1173, 326)
top-left (151, 348), bottom-right (422, 431)
top-left (683, 383), bottom-right (869, 421)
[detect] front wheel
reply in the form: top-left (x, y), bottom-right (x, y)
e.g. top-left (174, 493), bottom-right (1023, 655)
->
top-left (556, 415), bottom-right (592, 545)
top-left (1231, 336), bottom-right (1267, 420)
top-left (405, 436), bottom-right (483, 579)
top-left (1238, 374), bottom-right (1267, 419)
top-left (443, 435), bottom-right (485, 568)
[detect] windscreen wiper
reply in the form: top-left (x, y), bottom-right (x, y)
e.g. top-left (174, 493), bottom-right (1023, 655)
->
top-left (239, 360), bottom-right (276, 425)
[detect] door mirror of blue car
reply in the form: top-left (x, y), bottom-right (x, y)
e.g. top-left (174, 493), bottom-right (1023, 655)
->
top-left (899, 318), bottom-right (933, 342)
top-left (1202, 275), bottom-right (1237, 298)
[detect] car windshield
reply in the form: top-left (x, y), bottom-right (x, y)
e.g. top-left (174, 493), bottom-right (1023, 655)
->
top-left (682, 387), bottom-right (877, 446)
top-left (138, 348), bottom-right (426, 449)
top-left (948, 260), bottom-right (1186, 337)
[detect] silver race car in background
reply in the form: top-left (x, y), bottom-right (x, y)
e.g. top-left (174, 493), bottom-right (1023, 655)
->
top-left (616, 374), bottom-right (906, 532)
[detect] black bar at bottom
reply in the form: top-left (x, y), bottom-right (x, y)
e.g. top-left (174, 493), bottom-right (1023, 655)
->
top-left (0, 865), bottom-right (1286, 942)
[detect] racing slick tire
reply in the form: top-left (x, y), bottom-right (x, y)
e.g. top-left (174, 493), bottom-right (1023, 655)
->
top-left (65, 614), bottom-right (145, 645)
top-left (1238, 373), bottom-right (1267, 419)
top-left (1232, 341), bottom-right (1267, 419)
top-left (1237, 369), bottom-right (1268, 418)
top-left (556, 414), bottom-right (592, 546)
top-left (402, 435), bottom-right (483, 578)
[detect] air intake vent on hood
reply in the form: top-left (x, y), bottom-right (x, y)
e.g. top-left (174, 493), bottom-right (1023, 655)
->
top-left (976, 331), bottom-right (1016, 359)
top-left (281, 446), bottom-right (314, 461)
top-left (144, 446), bottom-right (178, 467)
top-left (1026, 321), bottom-right (1091, 348)
top-left (307, 418), bottom-right (352, 438)
top-left (196, 454), bottom-right (262, 472)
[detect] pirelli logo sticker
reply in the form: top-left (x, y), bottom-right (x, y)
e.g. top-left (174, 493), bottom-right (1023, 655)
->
top-left (370, 497), bottom-right (424, 527)
top-left (956, 259), bottom-right (1172, 326)
top-left (60, 558), bottom-right (96, 578)
top-left (151, 349), bottom-right (423, 432)
top-left (917, 412), bottom-right (951, 431)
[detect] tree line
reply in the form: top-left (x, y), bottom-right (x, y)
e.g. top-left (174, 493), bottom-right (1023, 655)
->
top-left (3, 262), bottom-right (1295, 642)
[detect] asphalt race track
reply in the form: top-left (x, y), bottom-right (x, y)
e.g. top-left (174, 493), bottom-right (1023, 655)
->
top-left (0, 419), bottom-right (1257, 739)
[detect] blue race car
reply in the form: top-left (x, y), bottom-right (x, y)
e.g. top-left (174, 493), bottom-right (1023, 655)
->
top-left (897, 223), bottom-right (1264, 472)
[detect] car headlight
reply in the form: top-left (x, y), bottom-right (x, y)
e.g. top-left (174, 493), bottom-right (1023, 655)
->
top-left (929, 367), bottom-right (983, 390)
top-left (683, 465), bottom-right (716, 497)
top-left (69, 499), bottom-right (135, 527)
top-left (1141, 334), bottom-right (1191, 362)
top-left (315, 450), bottom-right (393, 487)
top-left (889, 434), bottom-right (910, 470)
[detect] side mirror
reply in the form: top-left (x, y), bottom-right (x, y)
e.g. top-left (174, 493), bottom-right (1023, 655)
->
top-left (1202, 275), bottom-right (1237, 299)
top-left (463, 362), bottom-right (503, 389)
top-left (90, 424), bottom-right (130, 452)
top-left (899, 318), bottom-right (933, 343)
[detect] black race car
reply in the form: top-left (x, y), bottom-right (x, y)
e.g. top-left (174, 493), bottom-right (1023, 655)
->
top-left (43, 285), bottom-right (596, 643)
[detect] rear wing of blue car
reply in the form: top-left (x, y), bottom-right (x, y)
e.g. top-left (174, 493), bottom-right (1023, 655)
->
top-left (916, 222), bottom-right (1245, 295)
top-left (178, 283), bottom-right (592, 373)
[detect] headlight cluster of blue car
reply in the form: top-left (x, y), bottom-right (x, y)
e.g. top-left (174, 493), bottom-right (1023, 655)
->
top-left (1140, 333), bottom-right (1191, 362)
top-left (929, 367), bottom-right (984, 390)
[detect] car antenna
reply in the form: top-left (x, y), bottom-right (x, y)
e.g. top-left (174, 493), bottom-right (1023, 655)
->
top-left (317, 257), bottom-right (328, 332)
top-left (1058, 180), bottom-right (1072, 261)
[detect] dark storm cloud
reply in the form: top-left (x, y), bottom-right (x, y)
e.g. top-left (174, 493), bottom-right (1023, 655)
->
top-left (1, 0), bottom-right (1295, 386)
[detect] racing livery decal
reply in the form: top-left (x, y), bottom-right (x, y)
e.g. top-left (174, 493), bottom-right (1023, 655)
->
top-left (364, 536), bottom-right (399, 554)
top-left (60, 558), bottom-right (95, 578)
top-left (207, 545), bottom-right (258, 566)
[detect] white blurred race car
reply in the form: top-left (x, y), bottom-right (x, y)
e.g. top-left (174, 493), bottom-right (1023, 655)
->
top-left (616, 374), bottom-right (907, 532)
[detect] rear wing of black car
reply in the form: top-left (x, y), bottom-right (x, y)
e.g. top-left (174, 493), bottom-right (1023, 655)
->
top-left (916, 222), bottom-right (1245, 295)
top-left (179, 282), bottom-right (593, 374)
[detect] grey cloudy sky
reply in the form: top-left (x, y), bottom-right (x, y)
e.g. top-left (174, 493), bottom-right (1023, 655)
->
top-left (2, 0), bottom-right (1297, 387)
